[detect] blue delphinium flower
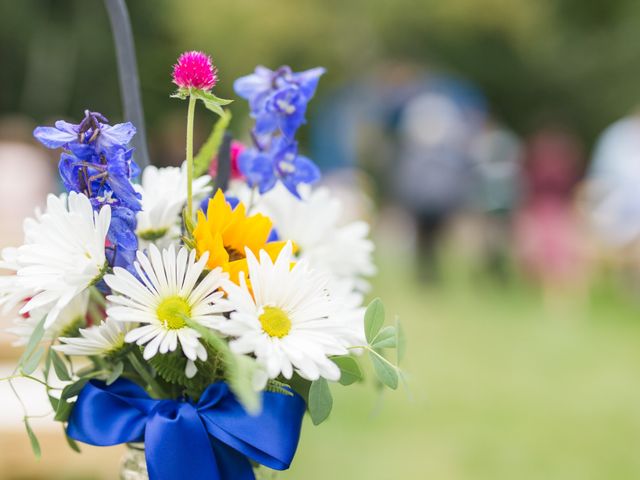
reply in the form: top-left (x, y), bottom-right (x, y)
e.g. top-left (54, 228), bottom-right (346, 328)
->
top-left (233, 65), bottom-right (324, 197)
top-left (34, 110), bottom-right (141, 270)
top-left (239, 137), bottom-right (320, 198)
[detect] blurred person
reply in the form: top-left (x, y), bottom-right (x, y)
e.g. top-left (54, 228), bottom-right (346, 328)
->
top-left (392, 76), bottom-right (486, 283)
top-left (514, 127), bottom-right (588, 298)
top-left (469, 121), bottom-right (523, 282)
top-left (582, 113), bottom-right (640, 291)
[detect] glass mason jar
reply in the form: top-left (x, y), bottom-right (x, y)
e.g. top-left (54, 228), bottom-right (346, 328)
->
top-left (119, 443), bottom-right (276, 479)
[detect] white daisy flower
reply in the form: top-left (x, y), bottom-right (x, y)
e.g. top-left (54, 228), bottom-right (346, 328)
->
top-left (327, 278), bottom-right (367, 349)
top-left (2, 192), bottom-right (110, 328)
top-left (7, 291), bottom-right (89, 346)
top-left (218, 242), bottom-right (349, 382)
top-left (135, 164), bottom-right (211, 248)
top-left (0, 247), bottom-right (33, 315)
top-left (54, 317), bottom-right (130, 357)
top-left (234, 183), bottom-right (376, 291)
top-left (104, 244), bottom-right (230, 364)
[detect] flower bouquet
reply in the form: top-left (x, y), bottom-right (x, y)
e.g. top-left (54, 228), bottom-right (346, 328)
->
top-left (0, 51), bottom-right (404, 480)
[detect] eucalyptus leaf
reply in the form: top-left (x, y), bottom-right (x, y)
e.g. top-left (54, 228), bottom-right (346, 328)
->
top-left (54, 397), bottom-right (73, 422)
top-left (47, 394), bottom-right (60, 411)
top-left (19, 316), bottom-right (46, 369)
top-left (194, 110), bottom-right (232, 177)
top-left (22, 346), bottom-right (44, 375)
top-left (106, 362), bottom-right (124, 386)
top-left (371, 325), bottom-right (397, 349)
top-left (369, 351), bottom-right (398, 390)
top-left (24, 418), bottom-right (41, 458)
top-left (61, 377), bottom-right (89, 402)
top-left (64, 429), bottom-right (81, 453)
top-left (185, 318), bottom-right (260, 413)
top-left (332, 356), bottom-right (363, 386)
top-left (364, 298), bottom-right (385, 343)
top-left (50, 350), bottom-right (71, 381)
top-left (308, 378), bottom-right (333, 425)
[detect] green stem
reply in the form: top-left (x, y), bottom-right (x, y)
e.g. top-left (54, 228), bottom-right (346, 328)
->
top-left (127, 351), bottom-right (167, 398)
top-left (89, 286), bottom-right (106, 308)
top-left (185, 94), bottom-right (197, 219)
top-left (0, 374), bottom-right (49, 387)
top-left (348, 345), bottom-right (400, 372)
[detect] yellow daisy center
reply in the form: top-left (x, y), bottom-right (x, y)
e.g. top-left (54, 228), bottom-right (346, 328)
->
top-left (259, 306), bottom-right (292, 338)
top-left (156, 296), bottom-right (191, 330)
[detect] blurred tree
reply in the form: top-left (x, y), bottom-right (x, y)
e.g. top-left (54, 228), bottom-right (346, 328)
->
top-left (2, 0), bottom-right (640, 148)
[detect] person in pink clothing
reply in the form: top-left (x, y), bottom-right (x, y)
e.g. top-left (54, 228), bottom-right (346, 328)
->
top-left (514, 127), bottom-right (589, 295)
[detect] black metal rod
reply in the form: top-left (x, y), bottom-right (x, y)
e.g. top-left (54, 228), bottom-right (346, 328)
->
top-left (215, 131), bottom-right (233, 192)
top-left (103, 0), bottom-right (150, 168)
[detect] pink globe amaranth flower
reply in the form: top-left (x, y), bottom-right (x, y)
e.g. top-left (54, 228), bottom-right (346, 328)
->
top-left (172, 51), bottom-right (218, 91)
top-left (209, 141), bottom-right (246, 180)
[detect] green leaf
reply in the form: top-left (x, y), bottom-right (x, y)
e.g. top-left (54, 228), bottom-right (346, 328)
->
top-left (185, 318), bottom-right (260, 413)
top-left (230, 355), bottom-right (261, 414)
top-left (193, 110), bottom-right (232, 177)
top-left (192, 90), bottom-right (233, 117)
top-left (288, 374), bottom-right (312, 405)
top-left (60, 377), bottom-right (89, 402)
top-left (47, 394), bottom-right (60, 411)
top-left (22, 346), bottom-right (44, 375)
top-left (63, 426), bottom-right (81, 453)
top-left (308, 378), bottom-right (333, 425)
top-left (54, 397), bottom-right (73, 422)
top-left (106, 362), bottom-right (124, 386)
top-left (369, 351), bottom-right (398, 390)
top-left (396, 317), bottom-right (406, 364)
top-left (332, 356), bottom-right (363, 386)
top-left (50, 350), bottom-right (71, 381)
top-left (19, 316), bottom-right (46, 370)
top-left (24, 418), bottom-right (41, 458)
top-left (370, 325), bottom-right (397, 349)
top-left (364, 298), bottom-right (385, 344)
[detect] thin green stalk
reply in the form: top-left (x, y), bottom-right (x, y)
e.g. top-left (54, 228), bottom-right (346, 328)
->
top-left (127, 351), bottom-right (167, 398)
top-left (0, 374), bottom-right (48, 387)
top-left (185, 94), bottom-right (197, 219)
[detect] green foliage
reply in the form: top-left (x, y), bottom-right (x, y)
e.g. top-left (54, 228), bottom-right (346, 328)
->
top-left (149, 345), bottom-right (224, 398)
top-left (361, 298), bottom-right (405, 391)
top-left (308, 378), bottom-right (333, 425)
top-left (64, 427), bottom-right (81, 453)
top-left (191, 89), bottom-right (233, 116)
top-left (332, 356), bottom-right (363, 386)
top-left (369, 350), bottom-right (398, 390)
top-left (364, 298), bottom-right (385, 343)
top-left (194, 110), bottom-right (232, 177)
top-left (106, 362), bottom-right (124, 386)
top-left (185, 318), bottom-right (261, 412)
top-left (19, 316), bottom-right (46, 374)
top-left (265, 379), bottom-right (294, 396)
top-left (370, 325), bottom-right (397, 349)
top-left (24, 418), bottom-right (41, 459)
top-left (50, 350), bottom-right (71, 381)
top-left (21, 346), bottom-right (44, 375)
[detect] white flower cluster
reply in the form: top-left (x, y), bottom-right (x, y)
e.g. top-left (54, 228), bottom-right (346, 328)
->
top-left (2, 165), bottom-right (376, 386)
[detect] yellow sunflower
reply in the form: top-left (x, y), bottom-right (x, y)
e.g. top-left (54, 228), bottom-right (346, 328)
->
top-left (193, 189), bottom-right (289, 283)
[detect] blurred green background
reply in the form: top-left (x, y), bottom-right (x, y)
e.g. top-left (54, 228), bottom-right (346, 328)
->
top-left (2, 0), bottom-right (640, 479)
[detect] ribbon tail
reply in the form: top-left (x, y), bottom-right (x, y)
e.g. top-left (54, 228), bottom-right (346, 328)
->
top-left (210, 439), bottom-right (256, 480)
top-left (199, 388), bottom-right (306, 470)
top-left (145, 402), bottom-right (220, 480)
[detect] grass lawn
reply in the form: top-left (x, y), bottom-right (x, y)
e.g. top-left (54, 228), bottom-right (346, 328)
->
top-left (288, 254), bottom-right (640, 479)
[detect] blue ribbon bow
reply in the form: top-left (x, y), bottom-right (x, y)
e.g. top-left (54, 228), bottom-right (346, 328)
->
top-left (67, 379), bottom-right (306, 480)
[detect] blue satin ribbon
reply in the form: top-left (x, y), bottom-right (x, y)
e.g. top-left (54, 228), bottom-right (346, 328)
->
top-left (67, 379), bottom-right (306, 480)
